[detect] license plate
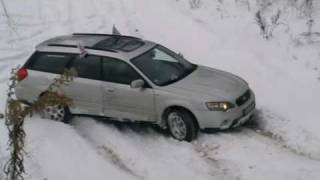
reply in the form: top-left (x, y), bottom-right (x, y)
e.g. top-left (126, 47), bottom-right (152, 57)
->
top-left (243, 102), bottom-right (255, 116)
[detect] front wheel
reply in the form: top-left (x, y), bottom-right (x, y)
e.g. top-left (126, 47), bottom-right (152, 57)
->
top-left (166, 109), bottom-right (198, 141)
top-left (41, 105), bottom-right (72, 123)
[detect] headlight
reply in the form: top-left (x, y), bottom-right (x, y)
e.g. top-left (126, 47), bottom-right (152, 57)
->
top-left (206, 102), bottom-right (235, 111)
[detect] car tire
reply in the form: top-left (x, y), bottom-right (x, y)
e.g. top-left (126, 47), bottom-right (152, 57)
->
top-left (39, 92), bottom-right (72, 123)
top-left (166, 109), bottom-right (198, 141)
top-left (41, 105), bottom-right (72, 123)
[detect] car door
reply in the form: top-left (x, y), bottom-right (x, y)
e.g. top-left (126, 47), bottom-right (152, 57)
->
top-left (64, 55), bottom-right (104, 115)
top-left (101, 57), bottom-right (155, 121)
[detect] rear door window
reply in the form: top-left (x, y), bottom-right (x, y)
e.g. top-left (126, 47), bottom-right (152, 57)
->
top-left (71, 55), bottom-right (102, 80)
top-left (26, 52), bottom-right (73, 74)
top-left (102, 57), bottom-right (141, 85)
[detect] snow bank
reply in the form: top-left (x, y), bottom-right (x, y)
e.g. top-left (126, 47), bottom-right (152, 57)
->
top-left (197, 130), bottom-right (320, 180)
top-left (23, 117), bottom-right (135, 180)
top-left (73, 117), bottom-right (320, 180)
top-left (73, 117), bottom-right (219, 180)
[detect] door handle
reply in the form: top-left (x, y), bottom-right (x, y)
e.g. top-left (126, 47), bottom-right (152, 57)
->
top-left (105, 88), bottom-right (115, 93)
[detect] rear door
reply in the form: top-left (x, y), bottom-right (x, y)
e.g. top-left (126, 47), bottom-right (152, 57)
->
top-left (64, 55), bottom-right (103, 115)
top-left (101, 57), bottom-right (156, 121)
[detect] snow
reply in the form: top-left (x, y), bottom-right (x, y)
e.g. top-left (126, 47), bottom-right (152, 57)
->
top-left (22, 117), bottom-right (136, 180)
top-left (73, 118), bottom-right (320, 180)
top-left (1, 0), bottom-right (320, 179)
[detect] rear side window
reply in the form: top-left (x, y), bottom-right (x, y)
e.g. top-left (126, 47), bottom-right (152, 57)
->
top-left (26, 52), bottom-right (73, 74)
top-left (102, 57), bottom-right (141, 85)
top-left (71, 55), bottom-right (101, 80)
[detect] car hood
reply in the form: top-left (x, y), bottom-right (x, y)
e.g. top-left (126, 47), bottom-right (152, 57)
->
top-left (166, 65), bottom-right (249, 100)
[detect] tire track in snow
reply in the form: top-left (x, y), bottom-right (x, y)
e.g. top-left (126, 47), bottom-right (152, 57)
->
top-left (244, 109), bottom-right (320, 161)
top-left (98, 145), bottom-right (145, 180)
top-left (195, 127), bottom-right (320, 180)
top-left (20, 118), bottom-right (137, 180)
top-left (192, 141), bottom-right (242, 180)
top-left (247, 128), bottom-right (320, 161)
top-left (72, 116), bottom-right (320, 180)
top-left (72, 117), bottom-right (239, 180)
top-left (72, 118), bottom-right (146, 180)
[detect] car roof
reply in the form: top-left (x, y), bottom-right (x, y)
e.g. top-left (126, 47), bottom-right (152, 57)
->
top-left (36, 33), bottom-right (157, 61)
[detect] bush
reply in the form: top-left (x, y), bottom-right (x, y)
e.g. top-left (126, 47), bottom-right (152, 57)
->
top-left (255, 9), bottom-right (284, 40)
top-left (2, 67), bottom-right (76, 180)
top-left (189, 0), bottom-right (201, 9)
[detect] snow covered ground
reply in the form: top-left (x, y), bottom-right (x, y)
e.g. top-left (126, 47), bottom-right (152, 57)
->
top-left (1, 0), bottom-right (320, 179)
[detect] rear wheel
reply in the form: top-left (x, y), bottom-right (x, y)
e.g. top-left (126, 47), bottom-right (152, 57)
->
top-left (166, 109), bottom-right (198, 141)
top-left (41, 105), bottom-right (72, 123)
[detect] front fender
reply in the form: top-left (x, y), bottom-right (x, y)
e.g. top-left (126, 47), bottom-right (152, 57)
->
top-left (154, 91), bottom-right (201, 128)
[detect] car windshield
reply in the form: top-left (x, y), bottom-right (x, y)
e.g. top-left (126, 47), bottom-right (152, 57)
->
top-left (131, 45), bottom-right (197, 86)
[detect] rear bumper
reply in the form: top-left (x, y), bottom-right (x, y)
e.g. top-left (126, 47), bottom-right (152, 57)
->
top-left (195, 90), bottom-right (256, 129)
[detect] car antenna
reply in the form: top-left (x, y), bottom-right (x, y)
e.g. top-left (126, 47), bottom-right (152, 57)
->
top-left (112, 25), bottom-right (122, 45)
top-left (112, 25), bottom-right (121, 35)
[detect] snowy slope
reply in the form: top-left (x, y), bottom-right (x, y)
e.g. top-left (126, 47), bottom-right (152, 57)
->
top-left (19, 118), bottom-right (136, 180)
top-left (1, 0), bottom-right (320, 179)
top-left (73, 118), bottom-right (320, 180)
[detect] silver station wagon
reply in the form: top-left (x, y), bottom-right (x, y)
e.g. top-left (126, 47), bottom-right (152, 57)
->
top-left (15, 33), bottom-right (256, 141)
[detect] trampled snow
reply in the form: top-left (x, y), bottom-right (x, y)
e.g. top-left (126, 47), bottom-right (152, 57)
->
top-left (1, 0), bottom-right (320, 179)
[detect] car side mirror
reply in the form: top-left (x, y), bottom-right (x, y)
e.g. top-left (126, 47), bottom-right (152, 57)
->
top-left (130, 79), bottom-right (145, 88)
top-left (178, 52), bottom-right (184, 58)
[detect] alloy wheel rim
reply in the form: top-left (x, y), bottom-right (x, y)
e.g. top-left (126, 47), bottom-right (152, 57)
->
top-left (168, 112), bottom-right (187, 140)
top-left (42, 105), bottom-right (65, 121)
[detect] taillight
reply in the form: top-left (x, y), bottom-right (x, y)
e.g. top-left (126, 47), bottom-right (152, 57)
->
top-left (17, 68), bottom-right (28, 81)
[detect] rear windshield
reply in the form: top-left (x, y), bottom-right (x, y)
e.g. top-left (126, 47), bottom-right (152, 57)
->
top-left (25, 52), bottom-right (73, 74)
top-left (93, 37), bottom-right (144, 52)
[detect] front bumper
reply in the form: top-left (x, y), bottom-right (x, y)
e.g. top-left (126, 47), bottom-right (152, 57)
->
top-left (195, 90), bottom-right (256, 129)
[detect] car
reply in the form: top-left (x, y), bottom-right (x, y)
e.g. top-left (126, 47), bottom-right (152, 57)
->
top-left (15, 33), bottom-right (256, 141)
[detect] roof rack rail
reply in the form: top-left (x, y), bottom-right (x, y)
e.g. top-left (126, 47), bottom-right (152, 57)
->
top-left (72, 33), bottom-right (141, 40)
top-left (47, 44), bottom-right (117, 53)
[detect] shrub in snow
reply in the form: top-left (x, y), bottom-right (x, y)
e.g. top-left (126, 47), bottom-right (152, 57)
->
top-left (3, 67), bottom-right (76, 180)
top-left (293, 32), bottom-right (320, 46)
top-left (189, 0), bottom-right (201, 9)
top-left (255, 11), bottom-right (267, 39)
top-left (235, 0), bottom-right (251, 12)
top-left (255, 9), bottom-right (285, 40)
top-left (301, 0), bottom-right (313, 18)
